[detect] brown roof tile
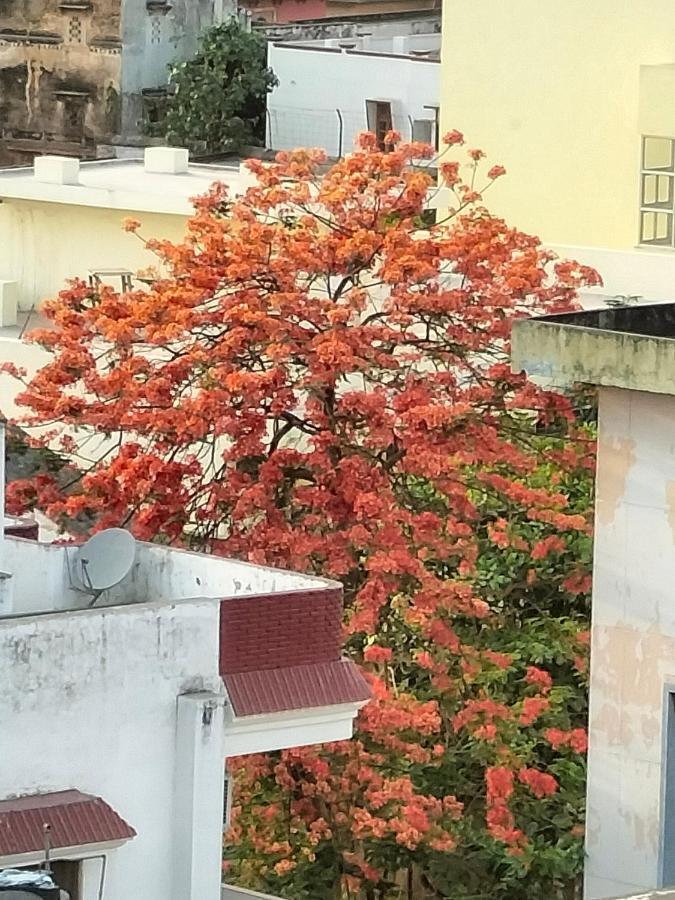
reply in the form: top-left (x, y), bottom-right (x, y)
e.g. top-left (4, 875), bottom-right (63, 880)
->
top-left (223, 658), bottom-right (371, 717)
top-left (0, 790), bottom-right (136, 857)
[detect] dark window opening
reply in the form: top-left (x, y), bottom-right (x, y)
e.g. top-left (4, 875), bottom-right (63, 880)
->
top-left (51, 860), bottom-right (81, 900)
top-left (366, 100), bottom-right (393, 152)
top-left (662, 691), bottom-right (675, 886)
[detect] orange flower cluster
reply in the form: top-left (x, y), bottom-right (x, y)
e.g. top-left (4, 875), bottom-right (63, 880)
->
top-left (6, 131), bottom-right (596, 897)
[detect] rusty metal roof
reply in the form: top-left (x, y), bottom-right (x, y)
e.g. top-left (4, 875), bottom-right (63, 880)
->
top-left (223, 658), bottom-right (371, 717)
top-left (0, 790), bottom-right (136, 857)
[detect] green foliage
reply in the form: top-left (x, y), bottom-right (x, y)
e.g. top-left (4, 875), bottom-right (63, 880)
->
top-left (164, 20), bottom-right (278, 154)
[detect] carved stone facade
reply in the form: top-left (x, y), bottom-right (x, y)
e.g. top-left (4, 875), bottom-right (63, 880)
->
top-left (0, 0), bottom-right (237, 166)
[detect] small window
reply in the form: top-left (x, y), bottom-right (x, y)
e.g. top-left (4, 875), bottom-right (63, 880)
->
top-left (662, 692), bottom-right (675, 885)
top-left (62, 100), bottom-right (86, 138)
top-left (149, 15), bottom-right (162, 45)
top-left (224, 768), bottom-right (233, 828)
top-left (365, 100), bottom-right (393, 152)
top-left (67, 16), bottom-right (83, 43)
top-left (411, 118), bottom-right (434, 145)
top-left (640, 136), bottom-right (675, 247)
top-left (51, 859), bottom-right (82, 900)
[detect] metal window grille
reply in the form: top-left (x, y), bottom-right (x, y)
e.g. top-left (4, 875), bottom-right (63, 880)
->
top-left (150, 16), bottom-right (162, 45)
top-left (640, 135), bottom-right (675, 247)
top-left (67, 16), bottom-right (83, 43)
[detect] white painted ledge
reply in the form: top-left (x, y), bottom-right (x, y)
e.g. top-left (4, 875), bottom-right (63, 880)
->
top-left (222, 887), bottom-right (281, 900)
top-left (222, 700), bottom-right (367, 756)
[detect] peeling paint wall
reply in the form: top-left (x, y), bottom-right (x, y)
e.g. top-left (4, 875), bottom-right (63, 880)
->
top-left (586, 387), bottom-right (675, 898)
top-left (0, 598), bottom-right (222, 900)
top-left (0, 0), bottom-right (122, 164)
top-left (0, 0), bottom-right (237, 162)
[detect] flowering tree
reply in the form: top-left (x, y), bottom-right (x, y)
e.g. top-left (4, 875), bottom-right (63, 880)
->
top-left (4, 132), bottom-right (598, 898)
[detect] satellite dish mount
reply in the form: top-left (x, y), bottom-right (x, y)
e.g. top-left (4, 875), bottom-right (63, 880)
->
top-left (69, 528), bottom-right (136, 606)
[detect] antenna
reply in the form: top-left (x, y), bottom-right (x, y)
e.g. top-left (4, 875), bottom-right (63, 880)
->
top-left (70, 528), bottom-right (136, 605)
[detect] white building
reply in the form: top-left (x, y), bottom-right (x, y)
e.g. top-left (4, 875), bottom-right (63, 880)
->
top-left (0, 520), bottom-right (369, 900)
top-left (266, 34), bottom-right (440, 157)
top-left (512, 303), bottom-right (675, 899)
top-left (0, 147), bottom-right (248, 321)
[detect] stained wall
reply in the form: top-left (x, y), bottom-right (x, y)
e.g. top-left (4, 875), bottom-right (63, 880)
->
top-left (586, 387), bottom-right (675, 897)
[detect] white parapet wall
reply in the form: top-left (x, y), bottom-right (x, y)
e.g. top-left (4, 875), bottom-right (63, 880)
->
top-left (222, 888), bottom-right (283, 900)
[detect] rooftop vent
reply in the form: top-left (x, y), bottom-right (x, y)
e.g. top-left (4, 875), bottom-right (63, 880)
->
top-left (33, 155), bottom-right (80, 186)
top-left (144, 146), bottom-right (189, 175)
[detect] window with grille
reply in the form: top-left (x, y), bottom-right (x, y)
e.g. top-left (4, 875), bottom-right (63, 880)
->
top-left (67, 15), bottom-right (83, 43)
top-left (640, 136), bottom-right (675, 247)
top-left (149, 15), bottom-right (162, 44)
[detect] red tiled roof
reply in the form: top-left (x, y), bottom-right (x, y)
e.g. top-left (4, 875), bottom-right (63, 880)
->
top-left (220, 588), bottom-right (343, 674)
top-left (223, 658), bottom-right (371, 717)
top-left (0, 790), bottom-right (136, 858)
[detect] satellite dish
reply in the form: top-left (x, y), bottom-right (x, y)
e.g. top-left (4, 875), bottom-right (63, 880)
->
top-left (71, 528), bottom-right (136, 597)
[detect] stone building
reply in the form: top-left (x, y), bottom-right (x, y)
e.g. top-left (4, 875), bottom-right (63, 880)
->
top-left (0, 0), bottom-right (237, 166)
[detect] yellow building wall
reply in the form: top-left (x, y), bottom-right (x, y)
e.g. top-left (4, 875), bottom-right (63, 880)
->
top-left (0, 200), bottom-right (188, 310)
top-left (440, 0), bottom-right (675, 250)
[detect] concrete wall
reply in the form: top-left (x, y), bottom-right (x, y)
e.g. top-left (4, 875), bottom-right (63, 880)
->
top-left (0, 0), bottom-right (122, 163)
top-left (255, 13), bottom-right (440, 42)
top-left (439, 0), bottom-right (675, 252)
top-left (0, 598), bottom-right (224, 900)
top-left (0, 199), bottom-right (187, 309)
top-left (327, 0), bottom-right (437, 14)
top-left (248, 0), bottom-right (326, 24)
top-left (268, 43), bottom-right (439, 155)
top-left (0, 535), bottom-right (323, 617)
top-left (119, 0), bottom-right (236, 139)
top-left (586, 387), bottom-right (675, 897)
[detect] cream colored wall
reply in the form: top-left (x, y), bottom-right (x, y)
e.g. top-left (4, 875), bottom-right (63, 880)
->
top-left (585, 387), bottom-right (675, 898)
top-left (440, 0), bottom-right (675, 250)
top-left (0, 200), bottom-right (188, 310)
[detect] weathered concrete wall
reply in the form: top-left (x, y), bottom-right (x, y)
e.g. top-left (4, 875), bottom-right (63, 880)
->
top-left (326, 0), bottom-right (437, 14)
top-left (119, 0), bottom-right (237, 140)
top-left (585, 387), bottom-right (675, 897)
top-left (0, 0), bottom-right (237, 160)
top-left (255, 13), bottom-right (440, 42)
top-left (0, 598), bottom-right (223, 900)
top-left (0, 0), bottom-right (122, 163)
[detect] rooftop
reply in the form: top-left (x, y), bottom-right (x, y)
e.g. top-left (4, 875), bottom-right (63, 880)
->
top-left (511, 302), bottom-right (675, 396)
top-left (0, 532), bottom-right (331, 622)
top-left (0, 148), bottom-right (246, 216)
top-left (273, 30), bottom-right (441, 61)
top-left (0, 525), bottom-right (370, 720)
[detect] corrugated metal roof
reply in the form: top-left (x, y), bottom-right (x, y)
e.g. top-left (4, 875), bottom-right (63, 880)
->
top-left (223, 658), bottom-right (371, 717)
top-left (0, 790), bottom-right (136, 857)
